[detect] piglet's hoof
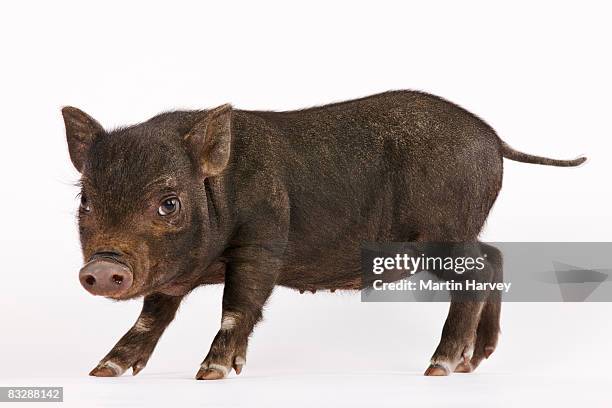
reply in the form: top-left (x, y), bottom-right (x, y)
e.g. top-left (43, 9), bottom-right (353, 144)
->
top-left (196, 369), bottom-right (225, 380)
top-left (90, 361), bottom-right (125, 377)
top-left (454, 362), bottom-right (473, 373)
top-left (196, 365), bottom-right (227, 380)
top-left (90, 366), bottom-right (116, 377)
top-left (424, 364), bottom-right (450, 376)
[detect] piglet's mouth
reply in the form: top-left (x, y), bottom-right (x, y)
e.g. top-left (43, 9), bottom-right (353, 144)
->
top-left (79, 255), bottom-right (134, 298)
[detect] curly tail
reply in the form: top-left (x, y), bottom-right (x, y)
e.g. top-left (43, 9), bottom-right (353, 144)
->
top-left (501, 141), bottom-right (587, 167)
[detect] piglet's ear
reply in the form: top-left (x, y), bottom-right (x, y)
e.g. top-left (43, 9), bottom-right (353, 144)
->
top-left (186, 104), bottom-right (232, 177)
top-left (62, 106), bottom-right (105, 173)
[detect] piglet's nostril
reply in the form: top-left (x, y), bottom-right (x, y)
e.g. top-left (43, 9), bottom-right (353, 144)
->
top-left (85, 275), bottom-right (96, 286)
top-left (112, 274), bottom-right (124, 285)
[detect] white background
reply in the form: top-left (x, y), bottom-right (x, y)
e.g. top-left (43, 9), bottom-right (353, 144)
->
top-left (1, 1), bottom-right (611, 407)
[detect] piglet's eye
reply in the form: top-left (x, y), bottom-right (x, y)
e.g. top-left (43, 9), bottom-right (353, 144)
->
top-left (158, 197), bottom-right (180, 216)
top-left (80, 194), bottom-right (91, 212)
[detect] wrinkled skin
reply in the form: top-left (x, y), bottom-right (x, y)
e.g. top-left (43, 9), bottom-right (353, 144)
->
top-left (63, 91), bottom-right (584, 379)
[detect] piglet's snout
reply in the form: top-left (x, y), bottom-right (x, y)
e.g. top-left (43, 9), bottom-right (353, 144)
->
top-left (79, 257), bottom-right (133, 297)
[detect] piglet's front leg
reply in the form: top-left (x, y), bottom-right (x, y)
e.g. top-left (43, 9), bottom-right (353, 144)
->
top-left (90, 293), bottom-right (182, 377)
top-left (196, 316), bottom-right (250, 380)
top-left (197, 249), bottom-right (280, 380)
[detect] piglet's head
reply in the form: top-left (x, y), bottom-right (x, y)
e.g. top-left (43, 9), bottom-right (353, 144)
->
top-left (62, 105), bottom-right (232, 299)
